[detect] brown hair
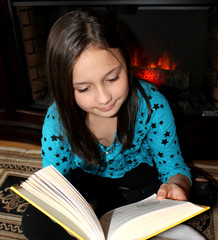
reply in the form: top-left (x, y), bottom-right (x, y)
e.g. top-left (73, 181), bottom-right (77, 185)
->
top-left (46, 9), bottom-right (150, 166)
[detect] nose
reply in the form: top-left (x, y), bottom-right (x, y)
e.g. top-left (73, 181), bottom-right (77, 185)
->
top-left (95, 86), bottom-right (112, 105)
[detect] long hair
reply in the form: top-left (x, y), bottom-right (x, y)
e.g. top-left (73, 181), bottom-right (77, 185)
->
top-left (46, 9), bottom-right (150, 166)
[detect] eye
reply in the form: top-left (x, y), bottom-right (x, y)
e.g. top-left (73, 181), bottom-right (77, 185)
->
top-left (77, 87), bottom-right (89, 93)
top-left (108, 75), bottom-right (119, 82)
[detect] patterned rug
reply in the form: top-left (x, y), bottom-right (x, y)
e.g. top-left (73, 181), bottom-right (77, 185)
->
top-left (0, 146), bottom-right (42, 240)
top-left (0, 145), bottom-right (217, 240)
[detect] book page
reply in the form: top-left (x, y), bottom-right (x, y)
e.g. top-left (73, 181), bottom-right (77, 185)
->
top-left (35, 167), bottom-right (102, 237)
top-left (38, 166), bottom-right (104, 239)
top-left (12, 186), bottom-right (91, 240)
top-left (18, 166), bottom-right (105, 240)
top-left (100, 194), bottom-right (208, 240)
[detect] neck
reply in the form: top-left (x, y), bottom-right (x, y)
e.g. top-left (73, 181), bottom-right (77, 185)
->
top-left (86, 115), bottom-right (117, 147)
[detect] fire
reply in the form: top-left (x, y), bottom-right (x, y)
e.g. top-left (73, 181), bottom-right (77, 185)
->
top-left (131, 49), bottom-right (178, 71)
top-left (130, 48), bottom-right (178, 86)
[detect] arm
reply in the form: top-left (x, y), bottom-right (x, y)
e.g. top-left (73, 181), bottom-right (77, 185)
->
top-left (156, 174), bottom-right (191, 201)
top-left (139, 84), bottom-right (191, 200)
top-left (143, 85), bottom-right (191, 187)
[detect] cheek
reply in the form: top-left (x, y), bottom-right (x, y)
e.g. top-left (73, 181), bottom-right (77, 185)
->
top-left (116, 78), bottom-right (129, 99)
top-left (74, 93), bottom-right (92, 111)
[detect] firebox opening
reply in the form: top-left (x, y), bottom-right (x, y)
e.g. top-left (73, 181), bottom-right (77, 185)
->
top-left (116, 8), bottom-right (208, 89)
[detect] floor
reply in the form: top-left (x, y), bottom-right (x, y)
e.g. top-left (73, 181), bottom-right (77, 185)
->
top-left (0, 140), bottom-right (41, 150)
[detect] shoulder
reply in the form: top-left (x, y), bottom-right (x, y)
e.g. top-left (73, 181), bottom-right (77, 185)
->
top-left (135, 80), bottom-right (175, 130)
top-left (138, 80), bottom-right (166, 103)
top-left (43, 102), bottom-right (59, 125)
top-left (43, 102), bottom-right (63, 133)
top-left (136, 80), bottom-right (169, 114)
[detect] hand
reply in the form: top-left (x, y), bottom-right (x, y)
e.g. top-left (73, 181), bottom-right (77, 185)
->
top-left (156, 183), bottom-right (187, 201)
top-left (156, 174), bottom-right (191, 201)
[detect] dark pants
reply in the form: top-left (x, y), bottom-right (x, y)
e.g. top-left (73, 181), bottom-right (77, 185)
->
top-left (21, 163), bottom-right (162, 240)
top-left (22, 204), bottom-right (76, 240)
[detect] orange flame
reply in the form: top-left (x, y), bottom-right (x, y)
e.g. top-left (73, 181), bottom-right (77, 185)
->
top-left (130, 48), bottom-right (178, 86)
top-left (131, 49), bottom-right (178, 70)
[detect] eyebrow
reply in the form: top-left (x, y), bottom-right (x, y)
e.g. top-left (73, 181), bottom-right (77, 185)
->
top-left (73, 66), bottom-right (121, 86)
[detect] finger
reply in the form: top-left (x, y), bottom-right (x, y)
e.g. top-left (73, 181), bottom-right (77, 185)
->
top-left (171, 185), bottom-right (187, 201)
top-left (156, 184), bottom-right (169, 200)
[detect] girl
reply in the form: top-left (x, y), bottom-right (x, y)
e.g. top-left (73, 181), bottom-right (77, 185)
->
top-left (22, 9), bottom-right (206, 240)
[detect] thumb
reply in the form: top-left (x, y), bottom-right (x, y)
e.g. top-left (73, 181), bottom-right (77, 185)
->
top-left (156, 184), bottom-right (168, 200)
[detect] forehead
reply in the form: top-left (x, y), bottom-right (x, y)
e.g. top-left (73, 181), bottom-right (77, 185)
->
top-left (72, 47), bottom-right (125, 82)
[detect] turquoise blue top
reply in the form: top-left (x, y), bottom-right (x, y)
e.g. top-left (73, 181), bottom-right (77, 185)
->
top-left (41, 80), bottom-right (191, 183)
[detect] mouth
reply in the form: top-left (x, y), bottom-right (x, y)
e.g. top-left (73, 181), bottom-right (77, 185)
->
top-left (99, 103), bottom-right (115, 111)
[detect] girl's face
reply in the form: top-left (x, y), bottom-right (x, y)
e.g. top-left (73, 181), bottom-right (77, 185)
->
top-left (72, 46), bottom-right (129, 120)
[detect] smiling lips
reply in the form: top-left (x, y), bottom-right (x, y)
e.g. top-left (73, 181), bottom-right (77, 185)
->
top-left (99, 103), bottom-right (115, 111)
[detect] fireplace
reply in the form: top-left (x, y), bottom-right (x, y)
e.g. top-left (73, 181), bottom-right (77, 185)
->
top-left (7, 1), bottom-right (218, 111)
top-left (0, 0), bottom-right (218, 159)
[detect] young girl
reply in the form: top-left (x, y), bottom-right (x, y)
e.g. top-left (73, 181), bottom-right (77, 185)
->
top-left (22, 9), bottom-right (206, 240)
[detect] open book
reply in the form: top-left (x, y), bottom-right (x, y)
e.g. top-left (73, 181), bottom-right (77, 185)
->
top-left (11, 165), bottom-right (209, 240)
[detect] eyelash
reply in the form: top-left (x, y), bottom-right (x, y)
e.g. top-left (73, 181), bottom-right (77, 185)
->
top-left (78, 87), bottom-right (89, 93)
top-left (108, 75), bottom-right (119, 82)
top-left (77, 75), bottom-right (120, 93)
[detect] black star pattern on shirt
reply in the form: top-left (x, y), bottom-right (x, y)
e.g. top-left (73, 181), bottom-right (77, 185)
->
top-left (164, 131), bottom-right (170, 137)
top-left (151, 123), bottom-right (156, 129)
top-left (153, 103), bottom-right (159, 110)
top-left (55, 154), bottom-right (60, 157)
top-left (61, 157), bottom-right (67, 163)
top-left (158, 152), bottom-right (164, 157)
top-left (51, 135), bottom-right (58, 141)
top-left (127, 160), bottom-right (133, 164)
top-left (159, 121), bottom-right (164, 125)
top-left (161, 139), bottom-right (168, 145)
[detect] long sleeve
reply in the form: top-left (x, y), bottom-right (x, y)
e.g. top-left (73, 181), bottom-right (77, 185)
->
top-left (140, 83), bottom-right (191, 183)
